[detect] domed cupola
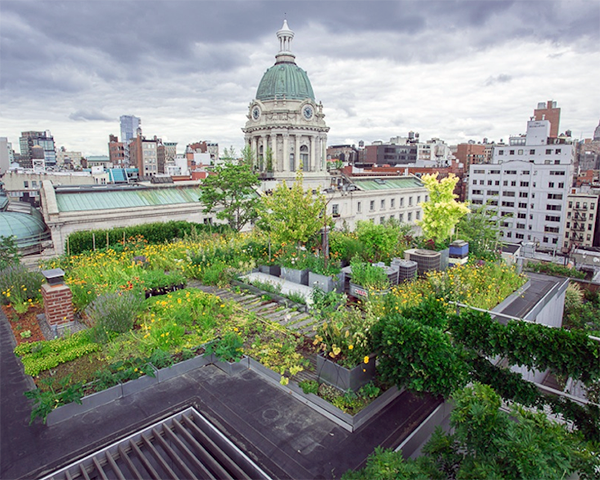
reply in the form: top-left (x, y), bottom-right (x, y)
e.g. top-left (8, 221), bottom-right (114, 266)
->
top-left (255, 21), bottom-right (315, 101)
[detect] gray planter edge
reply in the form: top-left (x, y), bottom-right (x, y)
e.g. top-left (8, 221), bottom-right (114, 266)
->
top-left (308, 271), bottom-right (339, 292)
top-left (246, 356), bottom-right (403, 432)
top-left (46, 383), bottom-right (123, 426)
top-left (46, 353), bottom-right (212, 425)
top-left (210, 354), bottom-right (249, 375)
top-left (316, 353), bottom-right (377, 392)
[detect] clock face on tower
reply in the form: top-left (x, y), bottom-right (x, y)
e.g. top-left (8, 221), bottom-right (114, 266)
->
top-left (303, 105), bottom-right (314, 120)
top-left (252, 106), bottom-right (261, 120)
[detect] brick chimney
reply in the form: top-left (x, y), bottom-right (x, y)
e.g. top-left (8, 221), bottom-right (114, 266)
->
top-left (41, 269), bottom-right (74, 329)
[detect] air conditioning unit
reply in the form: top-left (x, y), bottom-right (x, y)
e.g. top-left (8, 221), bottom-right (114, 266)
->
top-left (391, 259), bottom-right (418, 282)
top-left (404, 249), bottom-right (441, 276)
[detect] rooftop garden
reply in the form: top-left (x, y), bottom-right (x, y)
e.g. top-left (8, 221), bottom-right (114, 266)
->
top-left (1, 171), bottom-right (598, 478)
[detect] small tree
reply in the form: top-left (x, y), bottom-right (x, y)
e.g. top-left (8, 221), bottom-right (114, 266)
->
top-left (198, 149), bottom-right (260, 232)
top-left (455, 201), bottom-right (505, 259)
top-left (417, 173), bottom-right (469, 245)
top-left (0, 235), bottom-right (20, 270)
top-left (257, 170), bottom-right (329, 246)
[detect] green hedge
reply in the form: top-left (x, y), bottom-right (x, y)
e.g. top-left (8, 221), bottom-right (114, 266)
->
top-left (65, 221), bottom-right (230, 255)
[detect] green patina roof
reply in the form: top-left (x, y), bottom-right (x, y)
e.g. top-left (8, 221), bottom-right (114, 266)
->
top-left (256, 63), bottom-right (315, 101)
top-left (55, 187), bottom-right (202, 212)
top-left (352, 177), bottom-right (424, 191)
top-left (0, 212), bottom-right (50, 246)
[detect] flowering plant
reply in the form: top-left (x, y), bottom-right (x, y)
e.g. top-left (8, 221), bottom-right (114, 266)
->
top-left (313, 306), bottom-right (376, 368)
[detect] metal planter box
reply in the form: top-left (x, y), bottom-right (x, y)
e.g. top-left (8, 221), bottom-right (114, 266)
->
top-left (308, 272), bottom-right (339, 292)
top-left (156, 354), bottom-right (211, 382)
top-left (316, 353), bottom-right (377, 391)
top-left (349, 282), bottom-right (368, 298)
top-left (210, 354), bottom-right (249, 375)
top-left (281, 267), bottom-right (309, 285)
top-left (258, 264), bottom-right (281, 277)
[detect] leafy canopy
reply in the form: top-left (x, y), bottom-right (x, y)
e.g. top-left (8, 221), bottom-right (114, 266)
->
top-left (417, 172), bottom-right (469, 244)
top-left (257, 170), bottom-right (329, 246)
top-left (198, 146), bottom-right (261, 232)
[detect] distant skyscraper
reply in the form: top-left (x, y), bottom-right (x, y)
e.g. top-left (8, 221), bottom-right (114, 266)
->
top-left (18, 131), bottom-right (56, 167)
top-left (120, 115), bottom-right (141, 165)
top-left (534, 101), bottom-right (561, 138)
top-left (0, 137), bottom-right (11, 174)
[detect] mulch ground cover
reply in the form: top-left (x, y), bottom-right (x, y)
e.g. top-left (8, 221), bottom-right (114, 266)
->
top-left (2, 304), bottom-right (46, 345)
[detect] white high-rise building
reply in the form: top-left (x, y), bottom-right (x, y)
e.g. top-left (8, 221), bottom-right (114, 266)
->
top-left (468, 119), bottom-right (575, 251)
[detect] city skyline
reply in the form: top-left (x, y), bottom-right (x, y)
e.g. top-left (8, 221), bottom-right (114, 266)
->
top-left (1, 0), bottom-right (599, 156)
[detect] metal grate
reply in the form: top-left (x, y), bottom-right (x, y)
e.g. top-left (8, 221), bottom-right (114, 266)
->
top-left (42, 407), bottom-right (271, 480)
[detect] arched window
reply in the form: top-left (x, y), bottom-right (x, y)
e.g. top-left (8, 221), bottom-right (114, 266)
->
top-left (300, 145), bottom-right (309, 170)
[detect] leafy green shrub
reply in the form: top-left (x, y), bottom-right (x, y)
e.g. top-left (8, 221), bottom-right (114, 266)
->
top-left (15, 331), bottom-right (101, 376)
top-left (87, 291), bottom-right (144, 343)
top-left (329, 231), bottom-right (365, 263)
top-left (355, 220), bottom-right (401, 263)
top-left (373, 313), bottom-right (469, 397)
top-left (0, 264), bottom-right (44, 305)
top-left (66, 221), bottom-right (231, 255)
top-left (142, 269), bottom-right (186, 290)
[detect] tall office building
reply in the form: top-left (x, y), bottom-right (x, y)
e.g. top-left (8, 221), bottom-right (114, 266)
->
top-left (469, 117), bottom-right (575, 251)
top-left (534, 101), bottom-right (561, 138)
top-left (19, 131), bottom-right (56, 167)
top-left (0, 137), bottom-right (12, 174)
top-left (120, 115), bottom-right (141, 165)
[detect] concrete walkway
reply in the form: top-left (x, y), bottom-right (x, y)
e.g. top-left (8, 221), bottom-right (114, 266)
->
top-left (241, 272), bottom-right (315, 306)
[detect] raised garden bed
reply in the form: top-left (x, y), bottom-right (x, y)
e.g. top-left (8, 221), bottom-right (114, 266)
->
top-left (316, 353), bottom-right (377, 391)
top-left (281, 267), bottom-right (309, 286)
top-left (308, 272), bottom-right (339, 293)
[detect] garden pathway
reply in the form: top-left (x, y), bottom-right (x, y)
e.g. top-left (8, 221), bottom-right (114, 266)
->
top-left (187, 280), bottom-right (322, 338)
top-left (187, 280), bottom-right (322, 384)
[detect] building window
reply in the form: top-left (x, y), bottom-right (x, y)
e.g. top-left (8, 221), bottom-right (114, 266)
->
top-left (400, 198), bottom-right (404, 207)
top-left (546, 204), bottom-right (561, 211)
top-left (518, 149), bottom-right (523, 155)
top-left (517, 223), bottom-right (526, 229)
top-left (370, 200), bottom-right (375, 211)
top-left (517, 213), bottom-right (526, 219)
top-left (509, 150), bottom-right (515, 155)
top-left (506, 232), bottom-right (512, 238)
top-left (390, 198), bottom-right (395, 208)
top-left (547, 193), bottom-right (563, 200)
top-left (549, 182), bottom-right (554, 188)
top-left (516, 233), bottom-right (524, 239)
top-left (332, 204), bottom-right (339, 215)
top-left (529, 149), bottom-right (535, 155)
top-left (417, 196), bottom-right (421, 203)
top-left (472, 190), bottom-right (483, 195)
top-left (23, 181), bottom-right (28, 188)
top-left (546, 215), bottom-right (560, 222)
top-left (558, 183), bottom-right (564, 188)
top-left (408, 212), bottom-right (412, 221)
top-left (399, 213), bottom-right (404, 222)
top-left (518, 202), bottom-right (528, 209)
top-left (555, 148), bottom-right (561, 154)
top-left (380, 217), bottom-right (385, 224)
top-left (503, 191), bottom-right (516, 197)
top-left (416, 211), bottom-right (421, 220)
top-left (503, 180), bottom-right (508, 186)
top-left (519, 192), bottom-right (528, 198)
top-left (511, 181), bottom-right (517, 186)
top-left (520, 182), bottom-right (529, 187)
top-left (546, 149), bottom-right (552, 154)
top-left (408, 197), bottom-right (413, 206)
top-left (357, 201), bottom-right (361, 213)
top-left (381, 199), bottom-right (385, 210)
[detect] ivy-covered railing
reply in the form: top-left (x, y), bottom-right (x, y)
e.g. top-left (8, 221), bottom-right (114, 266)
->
top-left (449, 309), bottom-right (600, 384)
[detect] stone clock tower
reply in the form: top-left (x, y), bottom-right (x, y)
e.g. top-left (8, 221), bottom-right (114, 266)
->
top-left (243, 21), bottom-right (330, 186)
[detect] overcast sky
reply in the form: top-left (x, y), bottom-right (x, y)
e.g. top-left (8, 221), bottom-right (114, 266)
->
top-left (1, 0), bottom-right (599, 157)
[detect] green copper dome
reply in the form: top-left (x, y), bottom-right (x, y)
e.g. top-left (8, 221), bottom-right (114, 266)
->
top-left (0, 212), bottom-right (50, 247)
top-left (256, 63), bottom-right (315, 101)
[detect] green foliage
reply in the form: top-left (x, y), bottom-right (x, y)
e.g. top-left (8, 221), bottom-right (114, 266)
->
top-left (0, 235), bottom-right (20, 270)
top-left (315, 305), bottom-right (376, 368)
top-left (396, 295), bottom-right (450, 329)
top-left (299, 379), bottom-right (319, 395)
top-left (257, 170), bottom-right (329, 246)
top-left (373, 313), bottom-right (469, 397)
top-left (142, 269), bottom-right (186, 291)
top-left (455, 202), bottom-right (504, 260)
top-left (198, 157), bottom-right (261, 232)
top-left (526, 261), bottom-right (586, 279)
top-left (345, 383), bottom-right (599, 479)
top-left (418, 172), bottom-right (469, 244)
top-left (316, 383), bottom-right (383, 415)
top-left (329, 231), bottom-right (365, 263)
top-left (355, 220), bottom-right (401, 263)
top-left (349, 257), bottom-right (390, 290)
top-left (470, 356), bottom-right (600, 441)
top-left (449, 309), bottom-right (600, 384)
top-left (24, 376), bottom-right (84, 424)
top-left (65, 221), bottom-right (228, 255)
top-left (206, 332), bottom-right (244, 362)
top-left (87, 291), bottom-right (144, 343)
top-left (0, 264), bottom-right (43, 306)
top-left (15, 331), bottom-right (101, 377)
